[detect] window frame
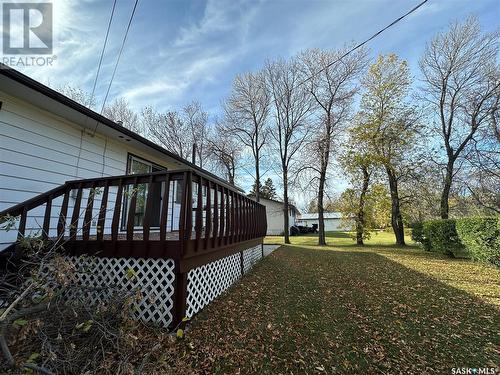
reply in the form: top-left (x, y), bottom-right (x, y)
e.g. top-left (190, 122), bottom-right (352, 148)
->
top-left (121, 153), bottom-right (167, 231)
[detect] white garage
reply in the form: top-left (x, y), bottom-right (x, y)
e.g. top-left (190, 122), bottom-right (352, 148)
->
top-left (296, 213), bottom-right (353, 232)
top-left (250, 196), bottom-right (300, 236)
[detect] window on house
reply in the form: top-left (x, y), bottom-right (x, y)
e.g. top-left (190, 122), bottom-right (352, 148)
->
top-left (123, 154), bottom-right (165, 229)
top-left (175, 180), bottom-right (183, 204)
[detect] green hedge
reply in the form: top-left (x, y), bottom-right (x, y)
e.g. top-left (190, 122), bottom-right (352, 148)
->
top-left (456, 217), bottom-right (499, 266)
top-left (422, 219), bottom-right (467, 257)
top-left (411, 222), bottom-right (424, 242)
top-left (411, 222), bottom-right (430, 251)
top-left (412, 217), bottom-right (500, 265)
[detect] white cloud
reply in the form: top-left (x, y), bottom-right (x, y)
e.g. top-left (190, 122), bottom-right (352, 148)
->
top-left (173, 0), bottom-right (259, 48)
top-left (13, 0), bottom-right (107, 88)
top-left (123, 80), bottom-right (188, 104)
top-left (174, 0), bottom-right (232, 47)
top-left (116, 0), bottom-right (262, 110)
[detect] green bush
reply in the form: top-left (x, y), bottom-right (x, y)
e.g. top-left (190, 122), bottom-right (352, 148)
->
top-left (411, 222), bottom-right (423, 242)
top-left (422, 219), bottom-right (467, 258)
top-left (411, 222), bottom-right (431, 250)
top-left (456, 217), bottom-right (499, 266)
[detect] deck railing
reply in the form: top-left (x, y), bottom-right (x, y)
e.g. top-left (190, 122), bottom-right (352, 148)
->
top-left (0, 169), bottom-right (266, 264)
top-left (0, 170), bottom-right (267, 326)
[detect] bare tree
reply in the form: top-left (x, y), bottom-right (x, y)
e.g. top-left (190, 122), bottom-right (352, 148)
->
top-left (57, 84), bottom-right (96, 108)
top-left (459, 124), bottom-right (500, 214)
top-left (223, 71), bottom-right (270, 201)
top-left (206, 118), bottom-right (241, 185)
top-left (102, 97), bottom-right (142, 134)
top-left (419, 16), bottom-right (499, 219)
top-left (143, 107), bottom-right (185, 159)
top-left (184, 101), bottom-right (209, 168)
top-left (58, 87), bottom-right (145, 135)
top-left (142, 101), bottom-right (209, 167)
top-left (298, 47), bottom-right (368, 245)
top-left (265, 57), bottom-right (313, 244)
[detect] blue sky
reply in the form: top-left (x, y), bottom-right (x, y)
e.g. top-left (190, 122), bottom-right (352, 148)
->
top-left (13, 0), bottom-right (499, 115)
top-left (5, 0), bottom-right (499, 206)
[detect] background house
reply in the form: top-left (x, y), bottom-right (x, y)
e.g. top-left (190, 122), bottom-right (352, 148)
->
top-left (250, 196), bottom-right (300, 236)
top-left (296, 213), bottom-right (353, 232)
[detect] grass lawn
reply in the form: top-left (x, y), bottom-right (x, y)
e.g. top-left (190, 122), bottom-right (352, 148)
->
top-left (263, 229), bottom-right (409, 247)
top-left (157, 232), bottom-right (499, 374)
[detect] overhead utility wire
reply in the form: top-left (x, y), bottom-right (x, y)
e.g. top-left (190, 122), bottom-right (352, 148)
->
top-left (93, 0), bottom-right (139, 134)
top-left (99, 0), bottom-right (139, 114)
top-left (76, 0), bottom-right (116, 178)
top-left (89, 0), bottom-right (117, 107)
top-left (294, 0), bottom-right (429, 90)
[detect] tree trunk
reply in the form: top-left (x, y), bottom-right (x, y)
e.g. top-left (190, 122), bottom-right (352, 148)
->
top-left (440, 160), bottom-right (454, 219)
top-left (283, 168), bottom-right (290, 244)
top-left (317, 117), bottom-right (332, 246)
top-left (254, 151), bottom-right (260, 203)
top-left (317, 167), bottom-right (327, 246)
top-left (227, 165), bottom-right (235, 186)
top-left (386, 166), bottom-right (405, 246)
top-left (356, 166), bottom-right (370, 246)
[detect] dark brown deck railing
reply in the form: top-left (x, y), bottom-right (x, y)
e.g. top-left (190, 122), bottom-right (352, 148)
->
top-left (0, 170), bottom-right (267, 326)
top-left (0, 169), bottom-right (266, 264)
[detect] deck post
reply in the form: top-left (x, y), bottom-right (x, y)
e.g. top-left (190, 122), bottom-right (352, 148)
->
top-left (172, 261), bottom-right (188, 329)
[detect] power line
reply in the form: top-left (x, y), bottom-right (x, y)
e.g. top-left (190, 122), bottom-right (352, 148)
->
top-left (100, 0), bottom-right (139, 114)
top-left (89, 0), bottom-right (117, 107)
top-left (295, 0), bottom-right (429, 89)
top-left (93, 0), bottom-right (139, 135)
top-left (77, 0), bottom-right (116, 178)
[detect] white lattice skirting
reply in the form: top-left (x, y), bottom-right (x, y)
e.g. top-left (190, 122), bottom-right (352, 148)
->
top-left (187, 245), bottom-right (263, 317)
top-left (243, 245), bottom-right (262, 273)
top-left (45, 245), bottom-right (264, 327)
top-left (62, 256), bottom-right (176, 328)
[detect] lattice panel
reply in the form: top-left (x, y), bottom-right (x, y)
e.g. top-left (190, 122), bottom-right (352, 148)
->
top-left (62, 256), bottom-right (175, 327)
top-left (186, 253), bottom-right (240, 317)
top-left (243, 245), bottom-right (263, 274)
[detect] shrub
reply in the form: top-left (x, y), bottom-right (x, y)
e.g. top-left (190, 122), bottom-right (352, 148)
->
top-left (410, 222), bottom-right (423, 242)
top-left (422, 219), bottom-right (467, 257)
top-left (456, 217), bottom-right (499, 266)
top-left (411, 222), bottom-right (431, 250)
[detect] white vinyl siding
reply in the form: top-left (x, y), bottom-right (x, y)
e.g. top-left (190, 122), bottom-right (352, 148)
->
top-left (297, 218), bottom-right (354, 231)
top-left (256, 198), bottom-right (297, 236)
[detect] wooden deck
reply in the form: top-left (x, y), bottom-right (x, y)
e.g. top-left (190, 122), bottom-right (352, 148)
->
top-left (0, 169), bottom-right (267, 270)
top-left (1, 169), bottom-right (267, 328)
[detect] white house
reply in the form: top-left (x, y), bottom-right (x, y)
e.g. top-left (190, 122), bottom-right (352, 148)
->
top-left (296, 212), bottom-right (353, 232)
top-left (0, 64), bottom-right (240, 250)
top-left (250, 196), bottom-right (300, 236)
